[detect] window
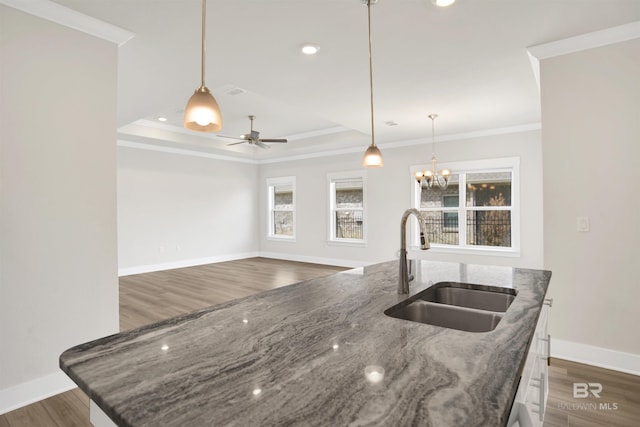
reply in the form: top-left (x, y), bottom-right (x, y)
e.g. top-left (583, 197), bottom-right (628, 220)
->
top-left (442, 194), bottom-right (459, 231)
top-left (411, 158), bottom-right (519, 253)
top-left (267, 176), bottom-right (295, 240)
top-left (328, 171), bottom-right (366, 244)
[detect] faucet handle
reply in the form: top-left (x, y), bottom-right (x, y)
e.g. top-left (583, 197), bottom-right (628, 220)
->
top-left (419, 232), bottom-right (430, 250)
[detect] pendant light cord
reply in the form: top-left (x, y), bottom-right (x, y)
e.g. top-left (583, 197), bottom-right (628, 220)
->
top-left (367, 0), bottom-right (376, 147)
top-left (429, 114), bottom-right (438, 157)
top-left (431, 116), bottom-right (435, 157)
top-left (200, 0), bottom-right (207, 89)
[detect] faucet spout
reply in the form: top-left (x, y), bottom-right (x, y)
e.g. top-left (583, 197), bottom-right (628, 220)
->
top-left (399, 208), bottom-right (430, 294)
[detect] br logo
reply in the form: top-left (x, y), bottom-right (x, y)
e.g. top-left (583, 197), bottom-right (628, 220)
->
top-left (573, 382), bottom-right (602, 398)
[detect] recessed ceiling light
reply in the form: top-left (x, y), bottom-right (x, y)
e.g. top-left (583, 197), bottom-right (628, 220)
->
top-left (432, 0), bottom-right (456, 6)
top-left (158, 117), bottom-right (167, 122)
top-left (301, 44), bottom-right (320, 55)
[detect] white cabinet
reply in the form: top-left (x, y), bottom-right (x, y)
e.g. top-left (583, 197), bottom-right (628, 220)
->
top-left (90, 400), bottom-right (117, 427)
top-left (507, 297), bottom-right (552, 427)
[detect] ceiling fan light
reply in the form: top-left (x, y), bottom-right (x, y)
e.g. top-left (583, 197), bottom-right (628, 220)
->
top-left (362, 144), bottom-right (383, 168)
top-left (184, 87), bottom-right (222, 132)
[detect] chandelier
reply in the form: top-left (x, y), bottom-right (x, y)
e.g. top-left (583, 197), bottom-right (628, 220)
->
top-left (415, 114), bottom-right (450, 189)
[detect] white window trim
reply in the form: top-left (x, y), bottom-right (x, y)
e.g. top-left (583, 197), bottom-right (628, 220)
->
top-left (266, 176), bottom-right (296, 241)
top-left (410, 157), bottom-right (521, 256)
top-left (327, 170), bottom-right (367, 247)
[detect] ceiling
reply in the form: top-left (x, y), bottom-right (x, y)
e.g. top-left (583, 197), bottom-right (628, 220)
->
top-left (50, 0), bottom-right (640, 161)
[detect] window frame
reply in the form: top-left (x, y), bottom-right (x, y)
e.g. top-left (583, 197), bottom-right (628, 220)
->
top-left (410, 157), bottom-right (520, 256)
top-left (327, 171), bottom-right (367, 246)
top-left (266, 176), bottom-right (296, 241)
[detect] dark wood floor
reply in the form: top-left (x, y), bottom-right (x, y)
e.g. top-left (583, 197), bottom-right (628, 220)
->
top-left (1, 258), bottom-right (638, 426)
top-left (118, 257), bottom-right (348, 331)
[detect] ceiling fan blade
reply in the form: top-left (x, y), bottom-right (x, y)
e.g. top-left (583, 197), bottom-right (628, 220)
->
top-left (217, 135), bottom-right (245, 140)
top-left (259, 139), bottom-right (288, 143)
top-left (254, 141), bottom-right (270, 149)
top-left (250, 130), bottom-right (260, 140)
top-left (227, 141), bottom-right (247, 146)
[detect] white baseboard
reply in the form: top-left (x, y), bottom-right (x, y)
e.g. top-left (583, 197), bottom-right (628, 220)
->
top-left (551, 338), bottom-right (640, 376)
top-left (118, 252), bottom-right (260, 276)
top-left (0, 371), bottom-right (76, 415)
top-left (258, 251), bottom-right (369, 269)
top-left (119, 252), bottom-right (369, 276)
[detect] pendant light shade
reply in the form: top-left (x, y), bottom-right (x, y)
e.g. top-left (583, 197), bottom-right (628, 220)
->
top-left (184, 87), bottom-right (222, 132)
top-left (361, 0), bottom-right (383, 168)
top-left (184, 0), bottom-right (222, 132)
top-left (363, 144), bottom-right (383, 167)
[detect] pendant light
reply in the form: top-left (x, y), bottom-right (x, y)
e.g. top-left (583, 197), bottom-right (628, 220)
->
top-left (415, 114), bottom-right (451, 189)
top-left (184, 0), bottom-right (222, 132)
top-left (361, 0), bottom-right (383, 168)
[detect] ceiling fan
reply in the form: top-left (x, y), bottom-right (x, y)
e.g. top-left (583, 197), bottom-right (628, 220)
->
top-left (217, 115), bottom-right (288, 149)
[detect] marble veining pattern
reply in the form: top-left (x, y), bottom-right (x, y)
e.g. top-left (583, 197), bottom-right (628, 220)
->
top-left (60, 260), bottom-right (551, 427)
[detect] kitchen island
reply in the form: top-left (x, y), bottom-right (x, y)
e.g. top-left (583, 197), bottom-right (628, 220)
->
top-left (60, 260), bottom-right (551, 426)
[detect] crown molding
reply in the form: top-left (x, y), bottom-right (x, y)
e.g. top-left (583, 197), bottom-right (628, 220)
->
top-left (283, 125), bottom-right (351, 141)
top-left (0, 0), bottom-right (135, 46)
top-left (129, 119), bottom-right (350, 145)
top-left (526, 21), bottom-right (640, 89)
top-left (117, 140), bottom-right (258, 165)
top-left (260, 123), bottom-right (541, 165)
top-left (382, 123), bottom-right (541, 149)
top-left (118, 123), bottom-right (540, 166)
top-left (129, 120), bottom-right (227, 142)
top-left (527, 21), bottom-right (640, 60)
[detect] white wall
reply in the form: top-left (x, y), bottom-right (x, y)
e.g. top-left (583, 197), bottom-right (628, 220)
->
top-left (117, 147), bottom-right (259, 274)
top-left (259, 129), bottom-right (543, 269)
top-left (0, 6), bottom-right (119, 412)
top-left (541, 39), bottom-right (640, 364)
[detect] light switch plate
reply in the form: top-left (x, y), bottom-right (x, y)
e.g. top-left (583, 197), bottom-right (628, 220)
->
top-left (577, 216), bottom-right (590, 232)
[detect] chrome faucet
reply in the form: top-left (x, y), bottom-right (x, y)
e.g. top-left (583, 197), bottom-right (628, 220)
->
top-left (399, 208), bottom-right (430, 294)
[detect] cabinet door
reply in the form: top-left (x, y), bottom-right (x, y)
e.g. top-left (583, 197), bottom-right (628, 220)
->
top-left (507, 296), bottom-right (551, 427)
top-left (507, 401), bottom-right (534, 427)
top-left (529, 298), bottom-right (551, 425)
top-left (526, 356), bottom-right (546, 426)
top-left (507, 325), bottom-right (539, 426)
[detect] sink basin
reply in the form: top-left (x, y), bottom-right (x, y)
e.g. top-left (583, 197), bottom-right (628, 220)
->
top-left (384, 282), bottom-right (517, 332)
top-left (385, 300), bottom-right (503, 333)
top-left (419, 282), bottom-right (516, 312)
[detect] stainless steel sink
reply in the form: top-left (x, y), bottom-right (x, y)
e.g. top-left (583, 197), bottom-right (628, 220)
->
top-left (384, 282), bottom-right (517, 332)
top-left (419, 282), bottom-right (516, 312)
top-left (385, 300), bottom-right (503, 332)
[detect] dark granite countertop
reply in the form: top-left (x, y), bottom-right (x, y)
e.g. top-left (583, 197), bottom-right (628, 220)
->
top-left (60, 260), bottom-right (551, 427)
